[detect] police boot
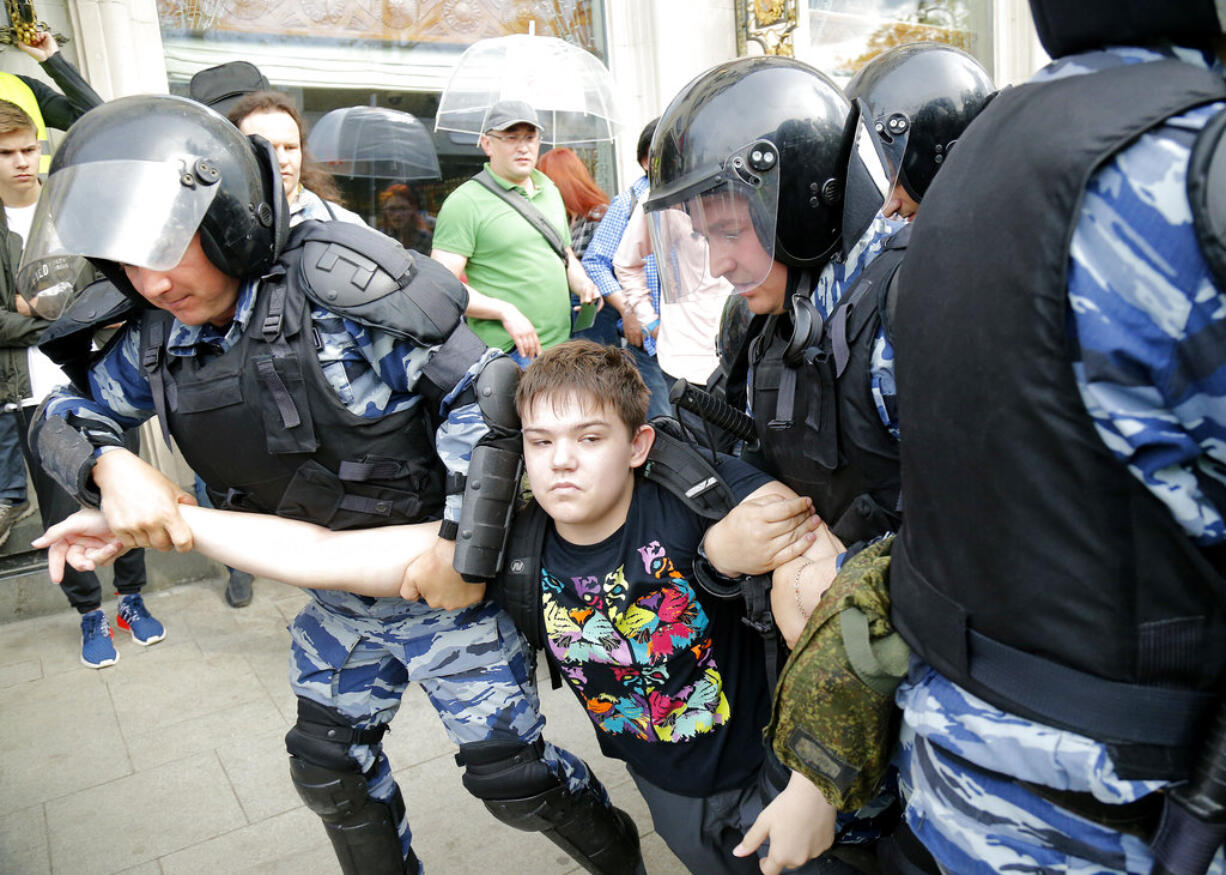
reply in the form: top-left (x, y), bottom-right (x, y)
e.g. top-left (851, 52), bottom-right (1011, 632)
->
top-left (457, 736), bottom-right (643, 875)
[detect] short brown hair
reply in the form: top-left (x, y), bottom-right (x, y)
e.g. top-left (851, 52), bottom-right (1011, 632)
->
top-left (515, 340), bottom-right (649, 435)
top-left (0, 99), bottom-right (36, 138)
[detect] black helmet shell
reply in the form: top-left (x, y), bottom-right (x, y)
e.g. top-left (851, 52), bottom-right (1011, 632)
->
top-left (50, 93), bottom-right (284, 281)
top-left (648, 56), bottom-right (852, 269)
top-left (1028, 0), bottom-right (1223, 58)
top-left (845, 42), bottom-right (994, 202)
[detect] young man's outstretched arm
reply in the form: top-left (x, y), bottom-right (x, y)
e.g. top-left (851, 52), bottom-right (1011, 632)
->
top-left (36, 507), bottom-right (436, 598)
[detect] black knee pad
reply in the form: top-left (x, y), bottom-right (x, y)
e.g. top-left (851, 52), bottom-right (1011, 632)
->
top-left (456, 735), bottom-right (642, 875)
top-left (284, 697), bottom-right (387, 772)
top-left (456, 735), bottom-right (559, 800)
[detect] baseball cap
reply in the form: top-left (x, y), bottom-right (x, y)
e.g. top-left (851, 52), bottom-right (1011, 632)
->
top-left (483, 100), bottom-right (542, 133)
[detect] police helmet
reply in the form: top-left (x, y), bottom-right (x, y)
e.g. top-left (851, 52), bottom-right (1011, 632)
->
top-left (18, 94), bottom-right (287, 301)
top-left (845, 43), bottom-right (994, 203)
top-left (644, 57), bottom-right (853, 302)
top-left (1028, 0), bottom-right (1223, 59)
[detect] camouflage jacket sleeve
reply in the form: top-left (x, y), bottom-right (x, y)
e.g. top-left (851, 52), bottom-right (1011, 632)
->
top-left (1068, 99), bottom-right (1226, 546)
top-left (433, 348), bottom-right (500, 523)
top-left (33, 323), bottom-right (154, 501)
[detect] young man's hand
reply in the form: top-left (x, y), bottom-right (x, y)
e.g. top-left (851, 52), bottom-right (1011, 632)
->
top-left (734, 771), bottom-right (837, 875)
top-left (18, 30), bottom-right (58, 62)
top-left (32, 508), bottom-right (127, 582)
top-left (703, 492), bottom-right (819, 577)
top-left (400, 537), bottom-right (486, 610)
top-left (92, 449), bottom-right (197, 552)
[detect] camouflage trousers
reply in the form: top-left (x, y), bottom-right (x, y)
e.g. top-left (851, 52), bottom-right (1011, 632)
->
top-left (288, 596), bottom-right (597, 863)
top-left (896, 669), bottom-right (1226, 874)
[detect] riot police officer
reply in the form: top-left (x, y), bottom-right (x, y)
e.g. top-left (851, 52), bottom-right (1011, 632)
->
top-left (889, 3), bottom-right (1226, 871)
top-left (845, 41), bottom-right (994, 221)
top-left (645, 56), bottom-right (904, 554)
top-left (23, 95), bottom-right (639, 875)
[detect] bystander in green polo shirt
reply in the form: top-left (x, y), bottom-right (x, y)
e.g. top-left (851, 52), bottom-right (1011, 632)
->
top-left (432, 165), bottom-right (572, 353)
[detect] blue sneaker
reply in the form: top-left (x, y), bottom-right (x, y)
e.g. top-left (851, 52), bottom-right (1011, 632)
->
top-left (116, 594), bottom-right (166, 646)
top-left (80, 609), bottom-right (118, 669)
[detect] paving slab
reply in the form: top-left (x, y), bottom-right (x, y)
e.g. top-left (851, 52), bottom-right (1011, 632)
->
top-left (159, 806), bottom-right (337, 874)
top-left (0, 577), bottom-right (688, 873)
top-left (46, 750), bottom-right (248, 873)
top-left (214, 725), bottom-right (304, 825)
top-left (0, 670), bottom-right (131, 817)
top-left (0, 803), bottom-right (50, 874)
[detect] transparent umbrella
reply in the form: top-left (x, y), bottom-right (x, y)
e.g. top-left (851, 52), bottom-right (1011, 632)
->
top-left (308, 106), bottom-right (441, 180)
top-left (435, 34), bottom-right (620, 145)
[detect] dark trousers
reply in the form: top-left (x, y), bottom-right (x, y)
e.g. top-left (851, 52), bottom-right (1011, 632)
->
top-left (20, 405), bottom-right (147, 613)
top-left (0, 407), bottom-right (27, 502)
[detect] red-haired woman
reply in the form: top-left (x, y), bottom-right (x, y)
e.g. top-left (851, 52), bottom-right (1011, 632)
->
top-left (538, 149), bottom-right (618, 342)
top-left (537, 148), bottom-right (608, 259)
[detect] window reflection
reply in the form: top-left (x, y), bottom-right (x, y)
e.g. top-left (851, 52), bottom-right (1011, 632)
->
top-left (801, 0), bottom-right (992, 81)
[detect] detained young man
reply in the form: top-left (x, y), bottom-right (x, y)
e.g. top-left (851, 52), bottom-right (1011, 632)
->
top-left (37, 340), bottom-right (845, 874)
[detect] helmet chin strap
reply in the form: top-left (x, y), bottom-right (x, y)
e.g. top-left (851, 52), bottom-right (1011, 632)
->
top-left (782, 267), bottom-right (822, 367)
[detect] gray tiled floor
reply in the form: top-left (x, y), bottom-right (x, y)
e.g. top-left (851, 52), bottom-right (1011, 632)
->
top-left (0, 577), bottom-right (686, 874)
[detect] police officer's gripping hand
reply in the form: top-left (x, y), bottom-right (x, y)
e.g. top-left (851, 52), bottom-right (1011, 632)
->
top-left (32, 508), bottom-right (128, 583)
top-left (91, 449), bottom-right (197, 553)
top-left (399, 536), bottom-right (486, 610)
top-left (703, 491), bottom-right (820, 578)
top-left (734, 770), bottom-right (837, 875)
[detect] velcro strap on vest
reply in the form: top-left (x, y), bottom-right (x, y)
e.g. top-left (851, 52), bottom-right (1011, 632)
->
top-left (338, 493), bottom-right (394, 517)
top-left (969, 629), bottom-right (1217, 747)
top-left (255, 359), bottom-right (302, 429)
top-left (140, 317), bottom-right (174, 447)
top-left (446, 470), bottom-right (467, 496)
top-left (338, 459), bottom-right (406, 482)
top-left (263, 284), bottom-right (287, 342)
top-left (770, 364), bottom-right (797, 429)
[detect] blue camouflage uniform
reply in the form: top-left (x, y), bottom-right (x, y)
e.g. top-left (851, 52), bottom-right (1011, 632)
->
top-left (895, 45), bottom-right (1226, 875)
top-left (36, 277), bottom-right (598, 864)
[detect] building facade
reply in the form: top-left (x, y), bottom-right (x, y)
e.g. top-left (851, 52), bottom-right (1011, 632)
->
top-left (16, 0), bottom-right (1044, 213)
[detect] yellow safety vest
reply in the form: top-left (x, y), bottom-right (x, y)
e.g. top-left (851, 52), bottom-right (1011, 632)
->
top-left (0, 73), bottom-right (50, 173)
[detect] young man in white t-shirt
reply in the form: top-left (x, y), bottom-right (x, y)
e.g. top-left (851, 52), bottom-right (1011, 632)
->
top-left (0, 99), bottom-right (162, 668)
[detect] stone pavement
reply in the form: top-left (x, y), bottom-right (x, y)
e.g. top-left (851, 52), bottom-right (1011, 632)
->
top-left (0, 575), bottom-right (687, 874)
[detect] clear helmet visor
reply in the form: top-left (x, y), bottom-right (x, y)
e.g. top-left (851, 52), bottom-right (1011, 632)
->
top-left (18, 159), bottom-right (218, 298)
top-left (16, 254), bottom-right (93, 321)
top-left (852, 98), bottom-right (906, 208)
top-left (647, 141), bottom-right (781, 305)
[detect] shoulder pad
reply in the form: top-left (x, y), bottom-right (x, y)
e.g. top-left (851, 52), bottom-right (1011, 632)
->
top-left (39, 277), bottom-right (139, 393)
top-left (1188, 106), bottom-right (1226, 292)
top-left (290, 221), bottom-right (469, 346)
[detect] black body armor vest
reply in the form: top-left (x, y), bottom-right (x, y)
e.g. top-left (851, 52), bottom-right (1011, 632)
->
top-left (890, 60), bottom-right (1226, 778)
top-left (746, 229), bottom-right (907, 546)
top-left (141, 222), bottom-right (476, 530)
